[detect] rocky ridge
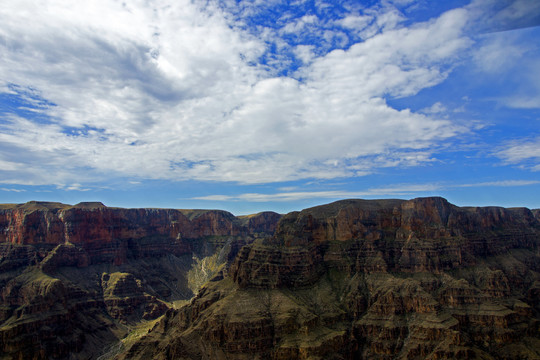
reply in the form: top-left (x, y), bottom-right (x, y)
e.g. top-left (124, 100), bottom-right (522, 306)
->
top-left (119, 197), bottom-right (540, 360)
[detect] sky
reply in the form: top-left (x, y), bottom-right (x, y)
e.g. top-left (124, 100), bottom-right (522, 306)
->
top-left (0, 0), bottom-right (539, 215)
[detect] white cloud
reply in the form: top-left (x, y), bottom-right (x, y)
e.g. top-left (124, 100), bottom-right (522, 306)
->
top-left (459, 180), bottom-right (540, 187)
top-left (471, 25), bottom-right (540, 109)
top-left (193, 191), bottom-right (380, 202)
top-left (58, 184), bottom-right (92, 192)
top-left (293, 45), bottom-right (316, 64)
top-left (1, 188), bottom-right (26, 193)
top-left (193, 179), bottom-right (540, 202)
top-left (494, 138), bottom-right (540, 171)
top-left (192, 183), bottom-right (443, 202)
top-left (338, 14), bottom-right (373, 31)
top-left (503, 94), bottom-right (540, 109)
top-left (0, 159), bottom-right (23, 172)
top-left (472, 32), bottom-right (527, 73)
top-left (420, 102), bottom-right (447, 114)
top-left (280, 15), bottom-right (318, 33)
top-left (468, 0), bottom-right (540, 32)
top-left (0, 1), bottom-right (473, 187)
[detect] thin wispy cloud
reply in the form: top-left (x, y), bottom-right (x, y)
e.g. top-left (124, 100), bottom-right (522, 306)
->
top-left (0, 188), bottom-right (26, 193)
top-left (193, 180), bottom-right (539, 202)
top-left (458, 180), bottom-right (540, 187)
top-left (495, 138), bottom-right (540, 171)
top-left (193, 189), bottom-right (416, 203)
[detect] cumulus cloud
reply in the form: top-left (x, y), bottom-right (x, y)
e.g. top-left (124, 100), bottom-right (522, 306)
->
top-left (0, 0), bottom-right (473, 187)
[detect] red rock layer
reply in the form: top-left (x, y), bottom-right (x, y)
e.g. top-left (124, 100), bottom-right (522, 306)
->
top-left (0, 201), bottom-right (281, 265)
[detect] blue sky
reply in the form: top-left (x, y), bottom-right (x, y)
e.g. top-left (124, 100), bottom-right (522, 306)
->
top-left (0, 0), bottom-right (539, 214)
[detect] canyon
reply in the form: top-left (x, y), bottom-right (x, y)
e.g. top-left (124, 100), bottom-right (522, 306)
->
top-left (0, 201), bottom-right (280, 359)
top-left (1, 197), bottom-right (539, 359)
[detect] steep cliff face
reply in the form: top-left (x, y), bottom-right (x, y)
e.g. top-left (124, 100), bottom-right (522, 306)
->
top-left (121, 197), bottom-right (540, 360)
top-left (229, 197), bottom-right (539, 290)
top-left (238, 212), bottom-right (283, 235)
top-left (0, 201), bottom-right (263, 264)
top-left (0, 201), bottom-right (281, 360)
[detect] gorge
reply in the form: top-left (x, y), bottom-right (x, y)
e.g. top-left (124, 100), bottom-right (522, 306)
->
top-left (0, 197), bottom-right (539, 359)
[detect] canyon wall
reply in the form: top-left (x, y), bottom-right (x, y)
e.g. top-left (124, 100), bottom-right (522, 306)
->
top-left (2, 197), bottom-right (540, 359)
top-left (0, 201), bottom-right (281, 264)
top-left (121, 197), bottom-right (540, 360)
top-left (0, 201), bottom-right (280, 360)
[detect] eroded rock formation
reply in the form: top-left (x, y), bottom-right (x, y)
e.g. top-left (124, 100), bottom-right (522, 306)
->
top-left (120, 197), bottom-right (540, 360)
top-left (0, 201), bottom-right (280, 359)
top-left (2, 197), bottom-right (540, 359)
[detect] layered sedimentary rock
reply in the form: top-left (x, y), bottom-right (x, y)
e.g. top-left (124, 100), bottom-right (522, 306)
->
top-left (0, 201), bottom-right (279, 264)
top-left (232, 197), bottom-right (539, 286)
top-left (121, 197), bottom-right (540, 360)
top-left (0, 201), bottom-right (280, 360)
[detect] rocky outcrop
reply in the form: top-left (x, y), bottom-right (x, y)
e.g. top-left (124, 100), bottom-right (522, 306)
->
top-left (0, 267), bottom-right (117, 360)
top-left (101, 272), bottom-right (168, 323)
top-left (122, 197), bottom-right (540, 360)
top-left (239, 211), bottom-right (283, 235)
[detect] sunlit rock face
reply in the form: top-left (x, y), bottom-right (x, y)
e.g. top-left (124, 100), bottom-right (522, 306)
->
top-left (0, 202), bottom-right (281, 264)
top-left (122, 197), bottom-right (540, 360)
